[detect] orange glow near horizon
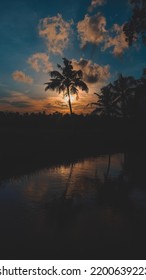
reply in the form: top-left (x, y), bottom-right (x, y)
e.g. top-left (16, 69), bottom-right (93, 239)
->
top-left (0, 85), bottom-right (99, 115)
top-left (63, 94), bottom-right (76, 103)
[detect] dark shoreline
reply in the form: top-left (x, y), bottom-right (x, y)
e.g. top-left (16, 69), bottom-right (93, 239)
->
top-left (0, 127), bottom-right (146, 180)
top-left (0, 114), bottom-right (146, 182)
top-left (0, 119), bottom-right (146, 260)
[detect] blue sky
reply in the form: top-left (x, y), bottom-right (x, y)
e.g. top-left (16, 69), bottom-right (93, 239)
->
top-left (0, 0), bottom-right (146, 114)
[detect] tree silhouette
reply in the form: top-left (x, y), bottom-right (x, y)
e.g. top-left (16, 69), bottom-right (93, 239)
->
top-left (45, 58), bottom-right (88, 115)
top-left (112, 74), bottom-right (137, 118)
top-left (141, 68), bottom-right (146, 82)
top-left (90, 74), bottom-right (137, 118)
top-left (123, 0), bottom-right (146, 46)
top-left (90, 83), bottom-right (121, 117)
top-left (135, 68), bottom-right (146, 115)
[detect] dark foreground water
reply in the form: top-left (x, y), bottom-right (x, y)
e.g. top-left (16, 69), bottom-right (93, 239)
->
top-left (0, 152), bottom-right (146, 259)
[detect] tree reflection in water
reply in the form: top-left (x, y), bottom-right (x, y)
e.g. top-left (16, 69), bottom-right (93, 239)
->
top-left (0, 152), bottom-right (146, 258)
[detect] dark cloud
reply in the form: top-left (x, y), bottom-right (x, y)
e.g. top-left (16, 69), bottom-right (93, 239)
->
top-left (0, 99), bottom-right (32, 108)
top-left (10, 101), bottom-right (32, 108)
top-left (72, 58), bottom-right (110, 84)
top-left (0, 99), bottom-right (10, 104)
top-left (44, 101), bottom-right (68, 110)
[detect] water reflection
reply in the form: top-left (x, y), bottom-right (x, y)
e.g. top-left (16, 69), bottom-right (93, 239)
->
top-left (0, 152), bottom-right (146, 259)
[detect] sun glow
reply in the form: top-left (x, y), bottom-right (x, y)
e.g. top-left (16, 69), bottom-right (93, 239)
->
top-left (64, 94), bottom-right (76, 103)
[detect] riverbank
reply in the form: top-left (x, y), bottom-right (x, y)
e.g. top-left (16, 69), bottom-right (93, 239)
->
top-left (0, 116), bottom-right (146, 181)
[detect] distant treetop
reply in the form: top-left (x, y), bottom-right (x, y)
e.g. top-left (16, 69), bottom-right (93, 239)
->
top-left (123, 0), bottom-right (146, 46)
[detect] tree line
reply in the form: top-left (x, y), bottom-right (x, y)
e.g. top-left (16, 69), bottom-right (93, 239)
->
top-left (90, 69), bottom-right (146, 118)
top-left (44, 57), bottom-right (146, 119)
top-left (0, 67), bottom-right (146, 124)
top-left (44, 0), bottom-right (146, 117)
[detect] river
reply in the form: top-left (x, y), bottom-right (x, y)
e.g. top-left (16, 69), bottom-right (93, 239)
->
top-left (0, 152), bottom-right (146, 259)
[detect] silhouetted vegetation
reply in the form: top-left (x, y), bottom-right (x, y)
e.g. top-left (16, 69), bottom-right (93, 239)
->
top-left (1, 0), bottom-right (146, 261)
top-left (45, 58), bottom-right (88, 114)
top-left (91, 69), bottom-right (146, 118)
top-left (0, 67), bottom-right (146, 188)
top-left (0, 71), bottom-right (146, 259)
top-left (123, 0), bottom-right (146, 45)
top-left (90, 83), bottom-right (121, 117)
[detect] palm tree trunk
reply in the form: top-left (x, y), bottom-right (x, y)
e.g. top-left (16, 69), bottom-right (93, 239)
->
top-left (105, 153), bottom-right (111, 180)
top-left (67, 87), bottom-right (73, 115)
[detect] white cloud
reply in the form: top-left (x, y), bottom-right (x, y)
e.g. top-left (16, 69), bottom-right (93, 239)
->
top-left (28, 53), bottom-right (53, 73)
top-left (12, 71), bottom-right (33, 84)
top-left (103, 24), bottom-right (129, 56)
top-left (77, 14), bottom-right (129, 57)
top-left (38, 14), bottom-right (73, 55)
top-left (77, 13), bottom-right (107, 48)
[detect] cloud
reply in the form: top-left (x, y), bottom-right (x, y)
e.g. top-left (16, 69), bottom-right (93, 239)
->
top-left (88, 0), bottom-right (106, 12)
top-left (43, 101), bottom-right (68, 110)
top-left (77, 14), bottom-right (129, 57)
top-left (71, 58), bottom-right (110, 109)
top-left (0, 90), bottom-right (48, 112)
top-left (10, 101), bottom-right (32, 108)
top-left (0, 87), bottom-right (70, 113)
top-left (72, 58), bottom-right (110, 84)
top-left (77, 13), bottom-right (107, 48)
top-left (0, 99), bottom-right (31, 108)
top-left (38, 14), bottom-right (73, 55)
top-left (12, 71), bottom-right (33, 84)
top-left (27, 53), bottom-right (53, 73)
top-left (0, 99), bottom-right (11, 104)
top-left (103, 24), bottom-right (129, 56)
top-left (0, 91), bottom-right (32, 111)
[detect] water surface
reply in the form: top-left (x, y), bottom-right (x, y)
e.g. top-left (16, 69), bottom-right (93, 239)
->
top-left (0, 153), bottom-right (145, 259)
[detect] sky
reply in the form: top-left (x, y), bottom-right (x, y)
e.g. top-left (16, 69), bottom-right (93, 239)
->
top-left (0, 0), bottom-right (146, 114)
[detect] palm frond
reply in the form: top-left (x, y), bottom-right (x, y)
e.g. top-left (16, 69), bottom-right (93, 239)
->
top-left (58, 84), bottom-right (66, 93)
top-left (50, 71), bottom-right (64, 80)
top-left (44, 57), bottom-right (89, 114)
top-left (74, 79), bottom-right (89, 92)
top-left (70, 85), bottom-right (78, 95)
top-left (74, 70), bottom-right (83, 79)
top-left (86, 102), bottom-right (98, 108)
top-left (44, 80), bottom-right (62, 91)
top-left (57, 64), bottom-right (63, 71)
top-left (91, 107), bottom-right (103, 114)
top-left (94, 92), bottom-right (101, 98)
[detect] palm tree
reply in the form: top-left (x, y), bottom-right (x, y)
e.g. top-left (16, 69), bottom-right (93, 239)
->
top-left (105, 153), bottom-right (111, 180)
top-left (45, 58), bottom-right (88, 115)
top-left (135, 68), bottom-right (146, 116)
top-left (90, 83), bottom-right (121, 117)
top-left (112, 74), bottom-right (137, 118)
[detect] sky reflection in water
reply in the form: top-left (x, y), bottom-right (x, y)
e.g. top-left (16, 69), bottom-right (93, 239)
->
top-left (0, 153), bottom-right (145, 258)
top-left (0, 153), bottom-right (124, 206)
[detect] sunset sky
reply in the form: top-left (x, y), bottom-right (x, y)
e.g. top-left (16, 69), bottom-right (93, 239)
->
top-left (0, 0), bottom-right (146, 114)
